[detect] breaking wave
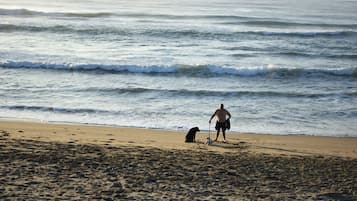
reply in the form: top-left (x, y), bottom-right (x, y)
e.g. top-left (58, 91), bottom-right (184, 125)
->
top-left (1, 61), bottom-right (356, 78)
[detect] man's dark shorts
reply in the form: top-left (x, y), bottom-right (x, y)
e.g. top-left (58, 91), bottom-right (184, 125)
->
top-left (215, 121), bottom-right (227, 131)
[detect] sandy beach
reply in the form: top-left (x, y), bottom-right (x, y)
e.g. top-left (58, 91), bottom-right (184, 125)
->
top-left (0, 120), bottom-right (356, 200)
top-left (2, 0), bottom-right (357, 200)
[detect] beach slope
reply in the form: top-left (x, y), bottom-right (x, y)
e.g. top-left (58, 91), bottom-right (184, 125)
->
top-left (0, 120), bottom-right (356, 200)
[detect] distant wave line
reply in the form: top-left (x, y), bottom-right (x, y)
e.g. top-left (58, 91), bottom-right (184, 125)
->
top-left (2, 8), bottom-right (357, 29)
top-left (0, 8), bottom-right (113, 18)
top-left (0, 8), bottom-right (262, 20)
top-left (79, 87), bottom-right (357, 98)
top-left (231, 52), bottom-right (357, 60)
top-left (0, 105), bottom-right (114, 114)
top-left (232, 52), bottom-right (357, 60)
top-left (1, 61), bottom-right (357, 78)
top-left (271, 52), bottom-right (357, 59)
top-left (1, 88), bottom-right (356, 104)
top-left (1, 23), bottom-right (356, 39)
top-left (227, 20), bottom-right (357, 29)
top-left (4, 86), bottom-right (357, 98)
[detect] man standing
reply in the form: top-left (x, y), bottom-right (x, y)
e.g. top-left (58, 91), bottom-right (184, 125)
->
top-left (209, 104), bottom-right (231, 142)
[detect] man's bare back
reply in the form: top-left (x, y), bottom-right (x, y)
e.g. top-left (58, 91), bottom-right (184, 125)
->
top-left (215, 109), bottom-right (230, 123)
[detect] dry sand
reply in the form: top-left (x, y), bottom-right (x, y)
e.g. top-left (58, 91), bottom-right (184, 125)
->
top-left (0, 120), bottom-right (356, 200)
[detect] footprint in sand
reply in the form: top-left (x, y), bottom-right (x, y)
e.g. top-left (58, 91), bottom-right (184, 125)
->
top-left (102, 140), bottom-right (113, 144)
top-left (1, 130), bottom-right (10, 137)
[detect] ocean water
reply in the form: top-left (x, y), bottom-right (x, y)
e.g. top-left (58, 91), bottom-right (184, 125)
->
top-left (0, 0), bottom-right (356, 136)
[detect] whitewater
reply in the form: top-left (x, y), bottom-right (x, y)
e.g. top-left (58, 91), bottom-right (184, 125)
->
top-left (0, 0), bottom-right (356, 136)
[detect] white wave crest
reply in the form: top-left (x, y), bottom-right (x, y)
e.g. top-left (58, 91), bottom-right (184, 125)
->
top-left (1, 60), bottom-right (356, 77)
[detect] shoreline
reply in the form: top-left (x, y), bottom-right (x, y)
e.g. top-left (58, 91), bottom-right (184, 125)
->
top-left (1, 119), bottom-right (356, 158)
top-left (1, 117), bottom-right (355, 138)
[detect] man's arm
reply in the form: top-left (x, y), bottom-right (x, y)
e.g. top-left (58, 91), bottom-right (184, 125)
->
top-left (209, 110), bottom-right (217, 123)
top-left (226, 110), bottom-right (231, 119)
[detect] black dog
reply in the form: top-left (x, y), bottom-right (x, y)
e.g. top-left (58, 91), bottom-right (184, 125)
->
top-left (185, 127), bottom-right (200, 143)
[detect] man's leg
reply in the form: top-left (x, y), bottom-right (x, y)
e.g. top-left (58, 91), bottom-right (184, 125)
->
top-left (222, 130), bottom-right (226, 142)
top-left (215, 130), bottom-right (220, 141)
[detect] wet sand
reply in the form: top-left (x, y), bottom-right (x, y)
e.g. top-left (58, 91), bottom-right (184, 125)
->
top-left (0, 120), bottom-right (356, 200)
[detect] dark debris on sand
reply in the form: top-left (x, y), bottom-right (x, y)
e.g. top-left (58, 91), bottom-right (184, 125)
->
top-left (0, 138), bottom-right (356, 200)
